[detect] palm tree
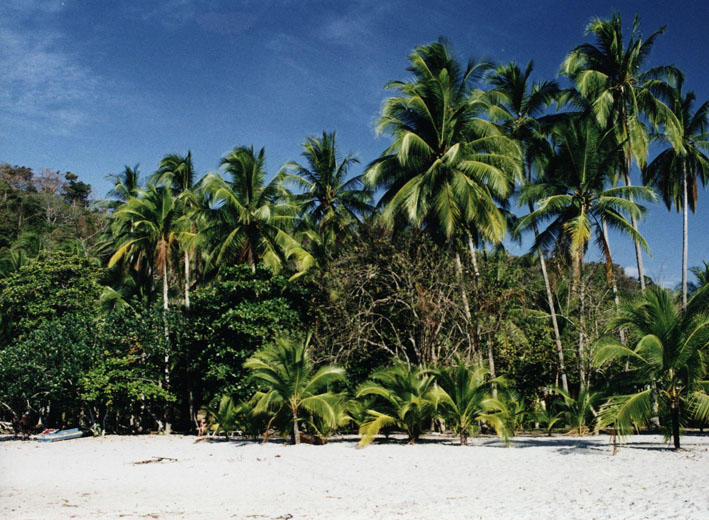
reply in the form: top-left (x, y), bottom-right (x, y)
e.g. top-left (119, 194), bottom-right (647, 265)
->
top-left (107, 184), bottom-right (181, 433)
top-left (366, 40), bottom-right (521, 243)
top-left (644, 79), bottom-right (709, 309)
top-left (281, 131), bottom-right (373, 262)
top-left (688, 261), bottom-right (709, 295)
top-left (356, 363), bottom-right (439, 446)
top-left (518, 118), bottom-right (655, 385)
top-left (153, 152), bottom-right (198, 309)
top-left (594, 286), bottom-right (709, 449)
top-left (365, 40), bottom-right (521, 359)
top-left (106, 164), bottom-right (141, 206)
top-left (244, 334), bottom-right (346, 444)
top-left (201, 146), bottom-right (312, 275)
top-left (433, 358), bottom-right (508, 445)
top-left (486, 61), bottom-right (569, 391)
top-left (561, 12), bottom-right (680, 290)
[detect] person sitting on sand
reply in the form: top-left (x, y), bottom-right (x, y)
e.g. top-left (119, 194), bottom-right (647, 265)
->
top-left (197, 418), bottom-right (208, 436)
top-left (19, 410), bottom-right (38, 440)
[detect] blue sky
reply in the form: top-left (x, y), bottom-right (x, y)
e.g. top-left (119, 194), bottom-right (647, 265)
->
top-left (1, 0), bottom-right (707, 286)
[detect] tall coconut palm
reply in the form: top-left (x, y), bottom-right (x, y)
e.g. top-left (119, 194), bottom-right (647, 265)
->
top-left (518, 118), bottom-right (655, 385)
top-left (244, 334), bottom-right (346, 444)
top-left (108, 184), bottom-right (181, 433)
top-left (644, 79), bottom-right (709, 310)
top-left (201, 146), bottom-right (312, 275)
top-left (594, 286), bottom-right (709, 449)
top-left (365, 40), bottom-right (521, 360)
top-left (365, 40), bottom-right (521, 243)
top-left (281, 131), bottom-right (373, 259)
top-left (561, 12), bottom-right (680, 290)
top-left (486, 61), bottom-right (569, 391)
top-left (153, 152), bottom-right (198, 309)
top-left (106, 164), bottom-right (141, 207)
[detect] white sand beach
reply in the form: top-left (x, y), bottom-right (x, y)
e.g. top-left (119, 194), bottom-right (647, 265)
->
top-left (1, 434), bottom-right (707, 520)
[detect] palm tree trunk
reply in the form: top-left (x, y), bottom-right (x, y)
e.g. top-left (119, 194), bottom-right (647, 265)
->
top-left (530, 205), bottom-right (568, 393)
top-left (671, 399), bottom-right (680, 450)
top-left (601, 219), bottom-right (626, 346)
top-left (682, 164), bottom-right (688, 311)
top-left (162, 262), bottom-right (172, 435)
top-left (621, 115), bottom-right (646, 291)
top-left (454, 251), bottom-right (475, 360)
top-left (184, 250), bottom-right (191, 310)
top-left (292, 410), bottom-right (300, 445)
top-left (466, 234), bottom-right (481, 279)
top-left (487, 333), bottom-right (497, 398)
top-left (577, 258), bottom-right (586, 387)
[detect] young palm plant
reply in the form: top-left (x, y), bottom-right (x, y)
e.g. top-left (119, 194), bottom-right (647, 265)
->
top-left (244, 334), bottom-right (346, 445)
top-left (433, 358), bottom-right (509, 445)
top-left (356, 363), bottom-right (438, 447)
top-left (594, 286), bottom-right (709, 449)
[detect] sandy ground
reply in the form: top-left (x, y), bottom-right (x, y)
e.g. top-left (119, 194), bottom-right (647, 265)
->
top-left (1, 433), bottom-right (707, 520)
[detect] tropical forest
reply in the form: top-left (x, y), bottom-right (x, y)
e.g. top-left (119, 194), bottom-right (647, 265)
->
top-left (2, 12), bottom-right (709, 454)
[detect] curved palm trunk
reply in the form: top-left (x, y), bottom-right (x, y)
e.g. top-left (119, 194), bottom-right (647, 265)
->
top-left (530, 206), bottom-right (568, 393)
top-left (682, 165), bottom-right (688, 311)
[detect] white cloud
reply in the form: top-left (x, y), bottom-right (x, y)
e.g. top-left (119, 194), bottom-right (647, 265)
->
top-left (0, 6), bottom-right (100, 134)
top-left (623, 265), bottom-right (639, 278)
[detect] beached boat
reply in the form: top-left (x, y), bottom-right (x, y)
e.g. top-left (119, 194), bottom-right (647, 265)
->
top-left (35, 428), bottom-right (84, 442)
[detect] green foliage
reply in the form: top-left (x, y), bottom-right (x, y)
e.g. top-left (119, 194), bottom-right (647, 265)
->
top-left (245, 334), bottom-right (346, 444)
top-left (552, 386), bottom-right (601, 435)
top-left (433, 358), bottom-right (509, 444)
top-left (0, 312), bottom-right (99, 424)
top-left (0, 251), bottom-right (104, 343)
top-left (207, 395), bottom-right (242, 438)
top-left (188, 265), bottom-right (311, 406)
top-left (594, 286), bottom-right (709, 448)
top-left (357, 363), bottom-right (438, 446)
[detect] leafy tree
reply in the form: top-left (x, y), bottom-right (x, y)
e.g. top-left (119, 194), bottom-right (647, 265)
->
top-left (594, 286), bottom-right (709, 449)
top-left (187, 265), bottom-right (310, 408)
top-left (357, 363), bottom-right (438, 446)
top-left (0, 312), bottom-right (100, 426)
top-left (0, 251), bottom-right (104, 343)
top-left (644, 78), bottom-right (709, 309)
top-left (244, 334), bottom-right (346, 444)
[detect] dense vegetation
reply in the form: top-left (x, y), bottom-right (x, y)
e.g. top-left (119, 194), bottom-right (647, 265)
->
top-left (1, 12), bottom-right (707, 450)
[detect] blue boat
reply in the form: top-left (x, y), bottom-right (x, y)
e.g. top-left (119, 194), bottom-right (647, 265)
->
top-left (35, 428), bottom-right (84, 442)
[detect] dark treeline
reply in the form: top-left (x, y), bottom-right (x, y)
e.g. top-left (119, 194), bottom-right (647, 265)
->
top-left (1, 12), bottom-right (708, 449)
